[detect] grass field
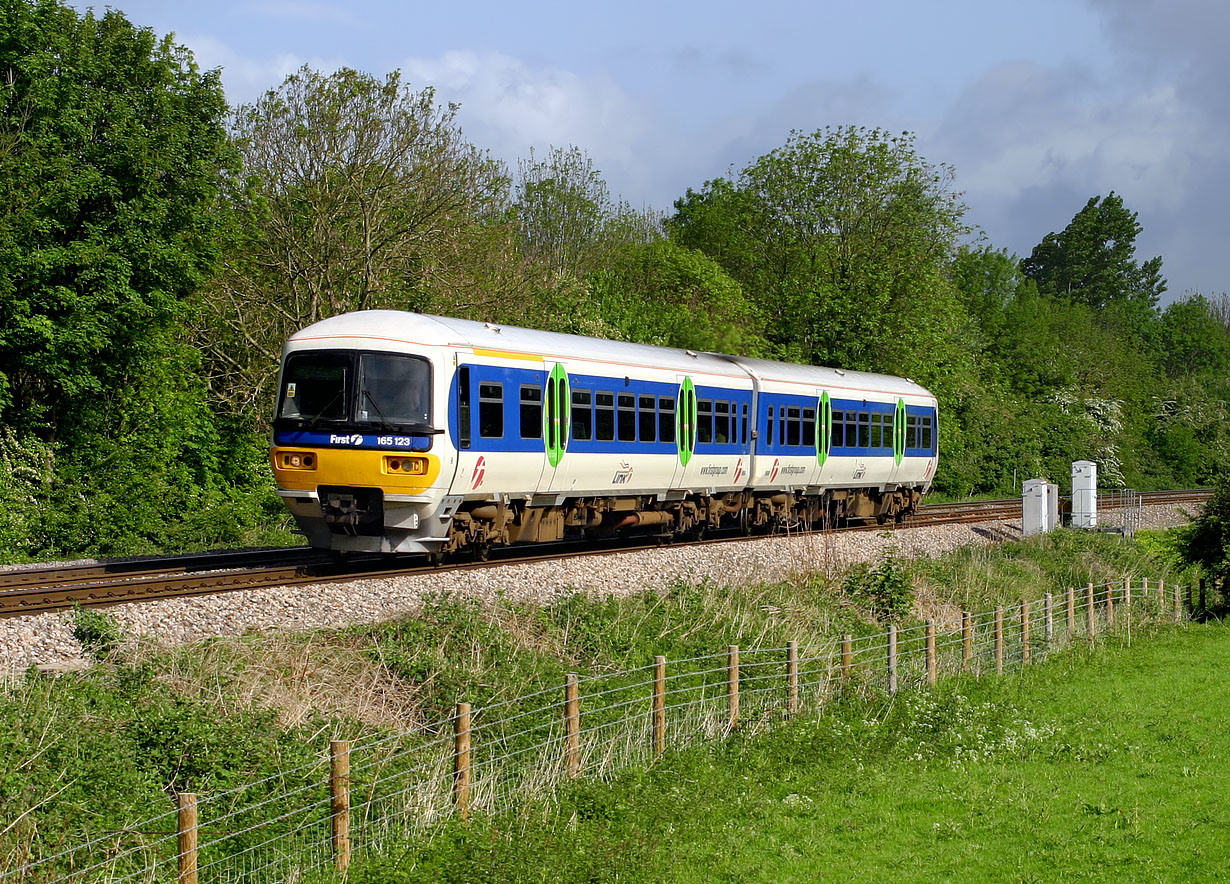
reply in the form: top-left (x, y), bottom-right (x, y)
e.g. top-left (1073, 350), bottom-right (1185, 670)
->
top-left (358, 622), bottom-right (1230, 883)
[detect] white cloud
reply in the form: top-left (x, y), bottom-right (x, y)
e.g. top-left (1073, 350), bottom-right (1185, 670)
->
top-left (400, 50), bottom-right (654, 188)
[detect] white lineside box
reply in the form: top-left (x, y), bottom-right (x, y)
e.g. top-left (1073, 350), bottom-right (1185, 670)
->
top-left (1022, 479), bottom-right (1050, 536)
top-left (1072, 461), bottom-right (1097, 529)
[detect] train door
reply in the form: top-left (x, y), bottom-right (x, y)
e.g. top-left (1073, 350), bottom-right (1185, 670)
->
top-left (888, 397), bottom-right (907, 485)
top-left (815, 389), bottom-right (833, 483)
top-left (541, 362), bottom-right (573, 496)
top-left (669, 374), bottom-right (698, 490)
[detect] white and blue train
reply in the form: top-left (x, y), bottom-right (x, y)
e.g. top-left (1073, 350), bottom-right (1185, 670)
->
top-left (270, 311), bottom-right (939, 557)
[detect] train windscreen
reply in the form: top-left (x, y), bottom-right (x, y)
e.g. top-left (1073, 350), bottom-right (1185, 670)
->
top-left (278, 351), bottom-right (351, 423)
top-left (356, 352), bottom-right (431, 428)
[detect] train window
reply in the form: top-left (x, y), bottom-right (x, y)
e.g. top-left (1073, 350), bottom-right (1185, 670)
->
top-left (922, 415), bottom-right (934, 451)
top-left (618, 393), bottom-right (636, 442)
top-left (803, 407), bottom-right (816, 447)
top-left (766, 405), bottom-right (774, 447)
top-left (698, 399), bottom-right (713, 444)
top-left (907, 415), bottom-right (918, 449)
top-left (742, 403), bottom-right (749, 444)
top-left (715, 401), bottom-right (730, 444)
top-left (596, 391), bottom-right (615, 441)
top-left (479, 383), bottom-right (503, 438)
top-left (870, 413), bottom-right (882, 449)
top-left (639, 395), bottom-right (656, 442)
top-left (786, 406), bottom-right (801, 447)
top-left (858, 412), bottom-right (870, 448)
top-left (572, 390), bottom-right (592, 441)
top-left (659, 396), bottom-right (676, 443)
top-left (520, 386), bottom-right (542, 439)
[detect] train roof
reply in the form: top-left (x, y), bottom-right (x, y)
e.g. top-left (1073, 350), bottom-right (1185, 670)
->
top-left (287, 310), bottom-right (935, 399)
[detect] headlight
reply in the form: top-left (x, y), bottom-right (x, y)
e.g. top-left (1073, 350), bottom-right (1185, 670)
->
top-left (385, 456), bottom-right (427, 475)
top-left (280, 452), bottom-right (316, 470)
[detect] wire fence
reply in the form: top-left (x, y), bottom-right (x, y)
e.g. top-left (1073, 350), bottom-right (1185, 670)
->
top-left (2, 576), bottom-right (1191, 884)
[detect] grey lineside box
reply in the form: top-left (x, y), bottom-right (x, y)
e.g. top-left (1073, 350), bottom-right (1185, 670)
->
top-left (1071, 460), bottom-right (1098, 529)
top-left (1022, 479), bottom-right (1059, 535)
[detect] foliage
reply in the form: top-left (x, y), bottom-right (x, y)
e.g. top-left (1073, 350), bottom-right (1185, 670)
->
top-left (585, 240), bottom-right (769, 354)
top-left (840, 554), bottom-right (914, 622)
top-left (1021, 192), bottom-right (1166, 312)
top-left (0, 0), bottom-right (233, 443)
top-left (195, 65), bottom-right (516, 423)
top-left (1178, 474), bottom-right (1230, 584)
top-left (71, 603), bottom-right (123, 660)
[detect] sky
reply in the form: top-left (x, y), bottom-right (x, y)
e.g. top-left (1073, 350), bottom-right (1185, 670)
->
top-left (72, 0), bottom-right (1230, 303)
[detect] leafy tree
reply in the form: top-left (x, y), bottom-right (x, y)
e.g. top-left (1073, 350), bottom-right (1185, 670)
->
top-left (196, 66), bottom-right (512, 418)
top-left (0, 0), bottom-right (233, 443)
top-left (513, 145), bottom-right (659, 281)
top-left (1020, 192), bottom-right (1165, 311)
top-left (1180, 475), bottom-right (1230, 588)
top-left (585, 240), bottom-right (768, 354)
top-left (670, 126), bottom-right (970, 381)
top-left (1156, 294), bottom-right (1230, 377)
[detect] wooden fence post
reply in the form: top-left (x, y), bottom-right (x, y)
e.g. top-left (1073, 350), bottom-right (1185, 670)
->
top-left (1086, 583), bottom-right (1096, 643)
top-left (1157, 578), bottom-right (1165, 610)
top-left (962, 611), bottom-right (972, 668)
top-left (1173, 584), bottom-right (1182, 622)
top-left (887, 625), bottom-right (898, 694)
top-left (926, 622), bottom-right (936, 686)
top-left (1106, 581), bottom-right (1115, 628)
top-left (176, 792), bottom-right (198, 884)
top-left (994, 606), bottom-right (1004, 676)
top-left (786, 640), bottom-right (799, 714)
top-left (454, 702), bottom-right (471, 821)
top-left (653, 656), bottom-right (666, 757)
top-left (1044, 593), bottom-right (1054, 650)
top-left (1142, 577), bottom-right (1149, 612)
top-left (727, 645), bottom-right (739, 731)
top-left (1021, 601), bottom-right (1031, 665)
top-left (330, 741), bottom-right (350, 874)
top-left (564, 674), bottom-right (580, 779)
top-left (1066, 586), bottom-right (1076, 639)
top-left (841, 634), bottom-right (853, 684)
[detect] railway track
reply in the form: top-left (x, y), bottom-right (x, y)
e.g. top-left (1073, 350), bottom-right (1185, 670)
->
top-left (0, 489), bottom-right (1207, 619)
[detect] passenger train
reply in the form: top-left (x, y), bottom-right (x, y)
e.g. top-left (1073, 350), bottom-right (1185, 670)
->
top-left (270, 311), bottom-right (939, 557)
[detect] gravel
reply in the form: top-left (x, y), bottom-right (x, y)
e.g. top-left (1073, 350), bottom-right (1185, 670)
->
top-left (0, 505), bottom-right (1195, 674)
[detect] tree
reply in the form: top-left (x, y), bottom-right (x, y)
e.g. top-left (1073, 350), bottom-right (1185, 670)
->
top-left (513, 145), bottom-right (659, 280)
top-left (0, 0), bottom-right (233, 442)
top-left (1180, 475), bottom-right (1230, 591)
top-left (670, 126), bottom-right (970, 380)
top-left (1156, 295), bottom-right (1230, 377)
top-left (196, 66), bottom-right (512, 417)
top-left (1020, 192), bottom-right (1166, 311)
top-left (586, 240), bottom-right (767, 354)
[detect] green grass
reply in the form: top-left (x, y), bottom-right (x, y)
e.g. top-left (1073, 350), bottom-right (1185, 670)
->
top-left (0, 528), bottom-right (1208, 882)
top-left (349, 623), bottom-right (1230, 883)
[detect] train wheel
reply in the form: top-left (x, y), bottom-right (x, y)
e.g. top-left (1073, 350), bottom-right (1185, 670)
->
top-left (471, 541), bottom-right (490, 562)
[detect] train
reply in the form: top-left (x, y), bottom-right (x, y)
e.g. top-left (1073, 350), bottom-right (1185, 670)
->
top-left (270, 311), bottom-right (939, 558)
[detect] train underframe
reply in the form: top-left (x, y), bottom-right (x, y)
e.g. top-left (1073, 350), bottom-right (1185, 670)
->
top-left (437, 485), bottom-right (925, 559)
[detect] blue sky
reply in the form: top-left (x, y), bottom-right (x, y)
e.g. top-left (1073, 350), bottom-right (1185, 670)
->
top-left (75, 0), bottom-right (1229, 302)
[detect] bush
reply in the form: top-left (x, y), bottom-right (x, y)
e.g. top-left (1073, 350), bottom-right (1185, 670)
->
top-left (841, 554), bottom-right (914, 622)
